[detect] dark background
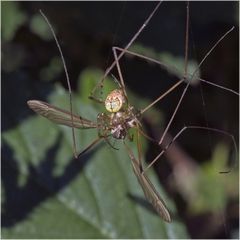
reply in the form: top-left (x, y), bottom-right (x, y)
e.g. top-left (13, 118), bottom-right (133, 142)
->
top-left (2, 1), bottom-right (239, 238)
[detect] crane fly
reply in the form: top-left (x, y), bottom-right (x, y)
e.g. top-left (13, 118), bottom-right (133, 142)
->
top-left (27, 1), bottom-right (239, 223)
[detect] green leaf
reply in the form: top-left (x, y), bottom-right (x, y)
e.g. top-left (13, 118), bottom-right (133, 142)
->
top-left (2, 2), bottom-right (27, 41)
top-left (29, 13), bottom-right (54, 41)
top-left (39, 57), bottom-right (63, 82)
top-left (2, 68), bottom-right (189, 238)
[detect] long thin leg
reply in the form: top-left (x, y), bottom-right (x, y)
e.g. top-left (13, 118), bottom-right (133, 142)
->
top-left (77, 137), bottom-right (103, 158)
top-left (113, 45), bottom-right (239, 94)
top-left (113, 47), bottom-right (185, 80)
top-left (113, 8), bottom-right (236, 148)
top-left (155, 3), bottom-right (234, 145)
top-left (156, 5), bottom-right (235, 146)
top-left (144, 125), bottom-right (238, 174)
top-left (112, 31), bottom-right (238, 112)
top-left (136, 127), bottom-right (143, 168)
top-left (113, 44), bottom-right (182, 111)
top-left (138, 128), bottom-right (159, 146)
top-left (89, 1), bottom-right (163, 102)
top-left (112, 47), bottom-right (128, 101)
top-left (112, 46), bottom-right (185, 113)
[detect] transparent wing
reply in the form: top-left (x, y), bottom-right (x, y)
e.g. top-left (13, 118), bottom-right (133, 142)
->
top-left (131, 157), bottom-right (171, 222)
top-left (27, 100), bottom-right (97, 129)
top-left (124, 142), bottom-right (171, 222)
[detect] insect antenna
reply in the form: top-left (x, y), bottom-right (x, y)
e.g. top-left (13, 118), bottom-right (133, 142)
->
top-left (39, 10), bottom-right (78, 158)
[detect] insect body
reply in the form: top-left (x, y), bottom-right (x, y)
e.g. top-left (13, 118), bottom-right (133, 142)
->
top-left (27, 2), bottom-right (238, 224)
top-left (27, 86), bottom-right (172, 222)
top-left (100, 89), bottom-right (141, 140)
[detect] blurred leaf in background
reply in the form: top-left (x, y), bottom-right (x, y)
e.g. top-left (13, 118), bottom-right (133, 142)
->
top-left (2, 2), bottom-right (27, 42)
top-left (190, 143), bottom-right (238, 214)
top-left (2, 66), bottom-right (189, 238)
top-left (2, 2), bottom-right (188, 237)
top-left (2, 1), bottom-right (238, 239)
top-left (171, 141), bottom-right (238, 215)
top-left (129, 43), bottom-right (200, 85)
top-left (29, 13), bottom-right (54, 41)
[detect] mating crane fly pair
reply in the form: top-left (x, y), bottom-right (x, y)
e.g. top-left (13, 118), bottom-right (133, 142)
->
top-left (27, 2), bottom-right (238, 223)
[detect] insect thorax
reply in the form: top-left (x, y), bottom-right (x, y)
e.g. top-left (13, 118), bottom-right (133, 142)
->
top-left (97, 88), bottom-right (141, 139)
top-left (97, 105), bottom-right (141, 140)
top-left (112, 107), bottom-right (141, 139)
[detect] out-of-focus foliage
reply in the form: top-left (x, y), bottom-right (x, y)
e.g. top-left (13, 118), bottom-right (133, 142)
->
top-left (39, 57), bottom-right (63, 82)
top-left (2, 1), bottom-right (238, 239)
top-left (172, 142), bottom-right (238, 215)
top-left (2, 2), bottom-right (27, 41)
top-left (29, 13), bottom-right (54, 41)
top-left (2, 68), bottom-right (189, 238)
top-left (130, 43), bottom-right (200, 84)
top-left (193, 143), bottom-right (238, 213)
